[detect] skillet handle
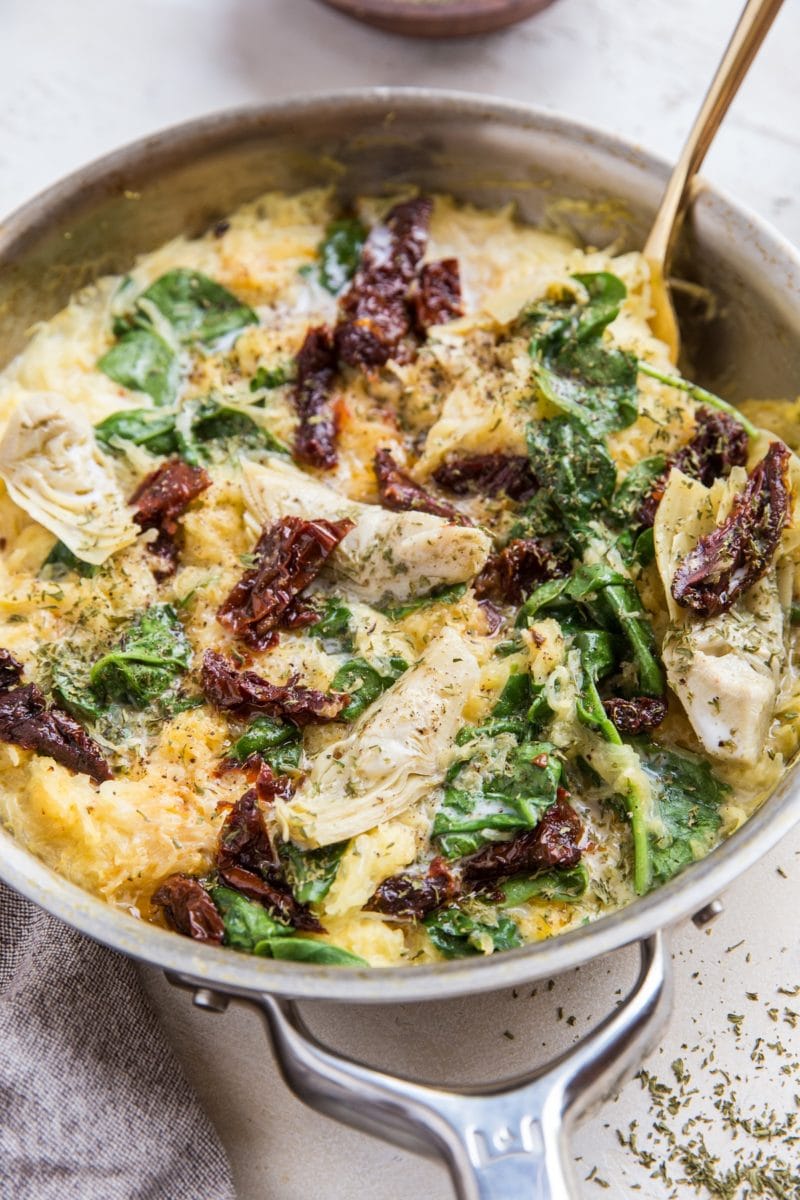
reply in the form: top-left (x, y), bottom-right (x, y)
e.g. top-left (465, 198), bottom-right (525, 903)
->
top-left (248, 933), bottom-right (672, 1200)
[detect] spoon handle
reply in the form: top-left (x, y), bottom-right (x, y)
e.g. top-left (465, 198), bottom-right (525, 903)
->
top-left (644, 0), bottom-right (784, 269)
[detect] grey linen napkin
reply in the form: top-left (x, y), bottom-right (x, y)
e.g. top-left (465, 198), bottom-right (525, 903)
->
top-left (0, 880), bottom-right (236, 1200)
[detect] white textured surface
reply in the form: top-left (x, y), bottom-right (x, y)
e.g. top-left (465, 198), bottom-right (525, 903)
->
top-left (1, 0), bottom-right (799, 243)
top-left (3, 1), bottom-right (800, 1196)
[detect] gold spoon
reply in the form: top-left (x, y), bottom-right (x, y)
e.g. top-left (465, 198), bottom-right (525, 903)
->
top-left (645, 0), bottom-right (784, 361)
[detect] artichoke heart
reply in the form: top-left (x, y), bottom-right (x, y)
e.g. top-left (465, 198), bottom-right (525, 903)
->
top-left (654, 467), bottom-right (786, 765)
top-left (277, 626), bottom-right (480, 847)
top-left (241, 459), bottom-right (491, 603)
top-left (0, 393), bottom-right (138, 565)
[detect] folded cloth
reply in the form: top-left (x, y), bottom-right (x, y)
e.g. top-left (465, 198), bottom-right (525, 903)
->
top-left (0, 880), bottom-right (236, 1200)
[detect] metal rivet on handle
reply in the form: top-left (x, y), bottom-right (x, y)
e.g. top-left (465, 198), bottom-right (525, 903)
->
top-left (691, 899), bottom-right (724, 928)
top-left (192, 987), bottom-right (230, 1012)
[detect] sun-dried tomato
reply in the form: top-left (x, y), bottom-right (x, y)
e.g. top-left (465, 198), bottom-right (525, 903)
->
top-left (0, 682), bottom-right (111, 782)
top-left (130, 458), bottom-right (211, 580)
top-left (293, 325), bottom-right (340, 469)
top-left (217, 863), bottom-right (321, 931)
top-left (254, 759), bottom-right (297, 802)
top-left (373, 449), bottom-right (469, 523)
top-left (279, 598), bottom-right (320, 631)
top-left (672, 441), bottom-right (791, 617)
top-left (218, 753), bottom-right (298, 801)
top-left (675, 408), bottom-right (749, 486)
top-left (602, 696), bottom-right (667, 735)
top-left (530, 802), bottom-right (584, 867)
top-left (478, 599), bottom-right (504, 635)
top-left (153, 874), bottom-right (225, 943)
top-left (217, 516), bottom-right (353, 651)
top-left (433, 454), bottom-right (538, 502)
top-left (638, 408), bottom-right (749, 528)
top-left (462, 800), bottom-right (583, 883)
top-left (335, 198), bottom-right (432, 369)
top-left (474, 538), bottom-right (569, 605)
top-left (413, 258), bottom-right (463, 331)
top-left (217, 789), bottom-right (321, 931)
top-left (0, 649), bottom-right (23, 693)
top-left (217, 787), bottom-right (275, 875)
top-left (201, 650), bottom-right (349, 725)
top-left (365, 856), bottom-right (462, 920)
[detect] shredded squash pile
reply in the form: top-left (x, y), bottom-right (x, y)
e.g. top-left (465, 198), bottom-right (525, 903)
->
top-left (0, 188), bottom-right (797, 968)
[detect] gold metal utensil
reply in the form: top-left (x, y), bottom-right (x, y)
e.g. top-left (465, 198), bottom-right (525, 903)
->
top-left (645, 0), bottom-right (784, 361)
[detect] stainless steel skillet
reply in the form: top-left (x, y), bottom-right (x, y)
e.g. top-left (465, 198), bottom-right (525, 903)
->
top-left (1, 89), bottom-right (799, 1199)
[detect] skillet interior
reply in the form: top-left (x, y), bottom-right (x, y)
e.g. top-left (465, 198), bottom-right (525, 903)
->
top-left (0, 89), bottom-right (799, 1001)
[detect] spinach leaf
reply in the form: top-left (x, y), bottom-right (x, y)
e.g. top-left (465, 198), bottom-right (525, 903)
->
top-left (280, 840), bottom-right (348, 904)
top-left (570, 272), bottom-right (628, 341)
top-left (484, 740), bottom-right (563, 826)
top-left (89, 603), bottom-right (192, 709)
top-left (609, 456), bottom-right (667, 526)
top-left (382, 582), bottom-right (467, 622)
top-left (510, 560), bottom-right (661, 894)
top-left (525, 272), bottom-right (637, 436)
top-left (497, 862), bottom-right (590, 907)
top-left (489, 676), bottom-right (551, 739)
top-left (187, 399), bottom-right (287, 457)
top-left (573, 629), bottom-right (620, 744)
top-left (456, 672), bottom-right (550, 745)
top-left (230, 716), bottom-right (303, 773)
top-left (51, 659), bottom-right (104, 724)
top-left (565, 624), bottom-right (653, 895)
top-left (564, 562), bottom-right (625, 601)
top-left (318, 218), bottom-right (367, 294)
top-left (433, 741), bottom-right (562, 847)
top-left (435, 830), bottom-right (487, 859)
top-left (309, 597), bottom-right (353, 653)
top-left (615, 526), bottom-right (656, 568)
top-left (138, 269), bottom-right (258, 343)
top-left (516, 560), bottom-right (663, 700)
top-left (433, 784), bottom-right (531, 844)
top-left (604, 587), bottom-right (663, 699)
top-left (569, 563), bottom-right (664, 698)
top-left (212, 885), bottom-right (367, 963)
top-left (632, 527), bottom-right (656, 566)
top-left (442, 670), bottom-right (559, 855)
top-left (332, 656), bottom-right (408, 721)
top-left (639, 745), bottom-right (729, 887)
top-left (533, 340), bottom-right (639, 436)
top-left (260, 937), bottom-right (368, 966)
top-left (524, 418), bottom-right (617, 533)
top-left (491, 671), bottom-right (533, 718)
top-left (515, 577), bottom-right (571, 629)
top-left (520, 272), bottom-right (626, 356)
top-left (40, 540), bottom-right (99, 580)
top-left (95, 407), bottom-right (179, 455)
top-left (210, 885), bottom-right (292, 952)
top-left (424, 906), bottom-right (522, 958)
top-left (98, 328), bottom-right (178, 406)
top-left (250, 363), bottom-right (292, 391)
top-left (95, 399), bottom-right (285, 463)
top-left (519, 298), bottom-right (575, 357)
top-left (494, 638), bottom-right (525, 658)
